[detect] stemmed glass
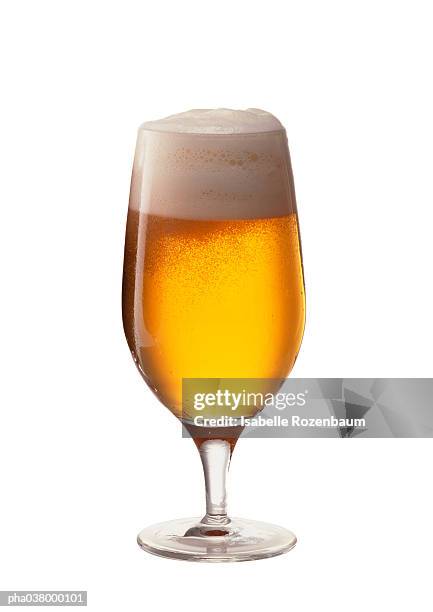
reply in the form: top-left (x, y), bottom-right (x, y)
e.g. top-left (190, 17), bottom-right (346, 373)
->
top-left (122, 109), bottom-right (305, 561)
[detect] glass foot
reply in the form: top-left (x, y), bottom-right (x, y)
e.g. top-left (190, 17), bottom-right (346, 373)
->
top-left (137, 517), bottom-right (297, 562)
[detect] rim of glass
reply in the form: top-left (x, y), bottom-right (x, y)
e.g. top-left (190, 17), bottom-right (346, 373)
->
top-left (137, 125), bottom-right (287, 138)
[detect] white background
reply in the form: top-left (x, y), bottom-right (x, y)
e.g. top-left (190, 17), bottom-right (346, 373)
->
top-left (1, 0), bottom-right (432, 610)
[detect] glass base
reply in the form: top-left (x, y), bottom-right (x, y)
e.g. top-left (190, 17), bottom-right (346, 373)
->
top-left (137, 517), bottom-right (297, 562)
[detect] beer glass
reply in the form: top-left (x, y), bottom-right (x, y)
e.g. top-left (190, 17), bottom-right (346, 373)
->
top-left (122, 109), bottom-right (305, 561)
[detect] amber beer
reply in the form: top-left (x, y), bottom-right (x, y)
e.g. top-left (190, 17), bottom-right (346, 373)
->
top-left (123, 209), bottom-right (305, 418)
top-left (122, 110), bottom-right (305, 421)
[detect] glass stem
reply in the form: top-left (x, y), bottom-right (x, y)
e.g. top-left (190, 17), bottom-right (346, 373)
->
top-left (199, 439), bottom-right (231, 526)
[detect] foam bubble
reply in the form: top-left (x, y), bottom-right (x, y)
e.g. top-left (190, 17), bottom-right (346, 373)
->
top-left (130, 109), bottom-right (296, 220)
top-left (140, 108), bottom-right (284, 135)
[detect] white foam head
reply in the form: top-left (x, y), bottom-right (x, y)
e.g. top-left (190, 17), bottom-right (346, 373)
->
top-left (131, 109), bottom-right (295, 220)
top-left (140, 108), bottom-right (284, 135)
